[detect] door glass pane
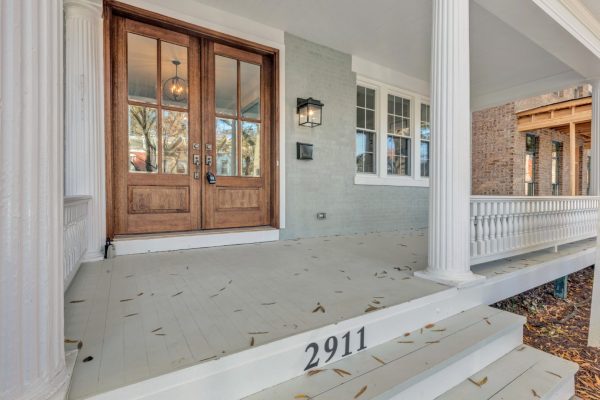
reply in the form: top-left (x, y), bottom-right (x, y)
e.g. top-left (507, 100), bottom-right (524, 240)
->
top-left (216, 118), bottom-right (237, 176)
top-left (128, 105), bottom-right (158, 173)
top-left (162, 110), bottom-right (188, 174)
top-left (215, 56), bottom-right (237, 116)
top-left (128, 33), bottom-right (157, 104)
top-left (161, 42), bottom-right (188, 108)
top-left (240, 62), bottom-right (260, 120)
top-left (241, 122), bottom-right (260, 176)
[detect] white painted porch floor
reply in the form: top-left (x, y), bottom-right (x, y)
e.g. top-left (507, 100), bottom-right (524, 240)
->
top-left (64, 230), bottom-right (595, 399)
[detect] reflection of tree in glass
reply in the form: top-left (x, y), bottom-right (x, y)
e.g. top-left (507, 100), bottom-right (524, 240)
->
top-left (162, 111), bottom-right (188, 174)
top-left (129, 106), bottom-right (157, 172)
top-left (216, 118), bottom-right (234, 175)
top-left (242, 123), bottom-right (259, 176)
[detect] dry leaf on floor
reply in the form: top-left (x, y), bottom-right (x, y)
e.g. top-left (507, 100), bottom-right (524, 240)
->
top-left (82, 356), bottom-right (93, 363)
top-left (64, 339), bottom-right (78, 344)
top-left (483, 317), bottom-right (491, 325)
top-left (397, 340), bottom-right (414, 344)
top-left (151, 327), bottom-right (162, 333)
top-left (294, 395), bottom-right (310, 399)
top-left (172, 291), bottom-right (183, 297)
top-left (248, 331), bottom-right (269, 335)
top-left (123, 313), bottom-right (138, 318)
top-left (403, 332), bottom-right (411, 337)
top-left (426, 340), bottom-right (440, 344)
top-left (312, 303), bottom-right (325, 313)
top-left (424, 323), bottom-right (435, 329)
top-left (372, 355), bottom-right (386, 365)
top-left (306, 369), bottom-right (324, 376)
top-left (120, 298), bottom-right (133, 302)
top-left (333, 368), bottom-right (352, 377)
top-left (250, 337), bottom-right (255, 346)
top-left (365, 305), bottom-right (381, 313)
top-left (532, 389), bottom-right (541, 398)
top-left (69, 300), bottom-right (85, 303)
top-left (468, 376), bottom-right (488, 387)
top-left (545, 370), bottom-right (562, 379)
top-left (354, 385), bottom-right (367, 399)
top-left (137, 292), bottom-right (143, 296)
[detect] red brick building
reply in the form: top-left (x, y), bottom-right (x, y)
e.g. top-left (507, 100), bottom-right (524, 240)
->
top-left (472, 86), bottom-right (592, 196)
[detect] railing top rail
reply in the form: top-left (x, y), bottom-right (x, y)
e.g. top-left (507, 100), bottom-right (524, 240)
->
top-left (471, 195), bottom-right (600, 201)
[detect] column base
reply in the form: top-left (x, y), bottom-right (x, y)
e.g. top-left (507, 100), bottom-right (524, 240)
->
top-left (414, 269), bottom-right (486, 288)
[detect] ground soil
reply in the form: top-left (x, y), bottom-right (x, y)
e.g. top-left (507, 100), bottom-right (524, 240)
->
top-left (493, 266), bottom-right (600, 399)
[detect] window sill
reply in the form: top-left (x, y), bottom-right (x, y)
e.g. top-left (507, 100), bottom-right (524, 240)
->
top-left (354, 174), bottom-right (429, 187)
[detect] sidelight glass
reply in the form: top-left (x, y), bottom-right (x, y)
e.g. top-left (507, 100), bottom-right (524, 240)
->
top-left (161, 42), bottom-right (188, 108)
top-left (241, 122), bottom-right (260, 176)
top-left (215, 56), bottom-right (238, 116)
top-left (128, 105), bottom-right (158, 173)
top-left (240, 62), bottom-right (261, 120)
top-left (162, 110), bottom-right (189, 174)
top-left (216, 118), bottom-right (237, 176)
top-left (128, 33), bottom-right (158, 104)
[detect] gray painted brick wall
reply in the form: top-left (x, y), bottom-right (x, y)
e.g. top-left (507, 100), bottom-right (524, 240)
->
top-left (281, 33), bottom-right (428, 239)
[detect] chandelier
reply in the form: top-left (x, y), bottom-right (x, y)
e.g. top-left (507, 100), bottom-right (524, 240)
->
top-left (163, 60), bottom-right (187, 103)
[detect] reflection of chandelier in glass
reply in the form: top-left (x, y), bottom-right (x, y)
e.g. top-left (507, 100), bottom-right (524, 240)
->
top-left (163, 60), bottom-right (187, 102)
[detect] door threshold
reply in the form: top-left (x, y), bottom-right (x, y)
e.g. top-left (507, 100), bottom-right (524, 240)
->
top-left (112, 227), bottom-right (279, 256)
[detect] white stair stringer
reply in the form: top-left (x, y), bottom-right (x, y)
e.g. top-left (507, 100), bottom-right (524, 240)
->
top-left (244, 305), bottom-right (525, 400)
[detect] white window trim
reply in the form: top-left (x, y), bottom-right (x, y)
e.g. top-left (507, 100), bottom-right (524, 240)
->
top-left (355, 76), bottom-right (430, 188)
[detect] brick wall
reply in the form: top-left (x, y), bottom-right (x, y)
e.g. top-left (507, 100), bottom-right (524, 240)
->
top-left (472, 106), bottom-right (581, 196)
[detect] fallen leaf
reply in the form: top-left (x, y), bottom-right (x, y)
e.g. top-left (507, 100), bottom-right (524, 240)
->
top-left (151, 327), bottom-right (162, 333)
top-left (82, 356), bottom-right (93, 363)
top-left (397, 340), bottom-right (414, 344)
top-left (172, 291), bottom-right (183, 297)
top-left (426, 340), bottom-right (440, 344)
top-left (483, 317), bottom-right (491, 325)
top-left (248, 331), bottom-right (269, 335)
top-left (250, 337), bottom-right (255, 346)
top-left (294, 395), bottom-right (310, 399)
top-left (306, 369), bottom-right (324, 376)
top-left (403, 332), bottom-right (411, 337)
top-left (532, 389), bottom-right (540, 398)
top-left (261, 302), bottom-right (276, 306)
top-left (372, 355), bottom-right (386, 365)
top-left (545, 370), bottom-right (562, 379)
top-left (64, 339), bottom-right (78, 344)
top-left (354, 385), bottom-right (367, 399)
top-left (312, 303), bottom-right (325, 313)
top-left (123, 313), bottom-right (138, 318)
top-left (468, 376), bottom-right (488, 387)
top-left (365, 305), bottom-right (381, 313)
top-left (424, 323), bottom-right (435, 329)
top-left (137, 292), bottom-right (144, 296)
top-left (69, 300), bottom-right (85, 303)
top-left (372, 299), bottom-right (381, 305)
top-left (154, 333), bottom-right (166, 336)
top-left (120, 298), bottom-right (133, 302)
top-left (333, 368), bottom-right (352, 376)
top-left (432, 328), bottom-right (446, 332)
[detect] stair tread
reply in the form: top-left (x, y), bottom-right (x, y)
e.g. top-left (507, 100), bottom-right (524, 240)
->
top-left (244, 305), bottom-right (525, 400)
top-left (436, 345), bottom-right (579, 400)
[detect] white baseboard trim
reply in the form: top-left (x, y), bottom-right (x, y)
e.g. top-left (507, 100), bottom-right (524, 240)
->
top-left (113, 228), bottom-right (280, 256)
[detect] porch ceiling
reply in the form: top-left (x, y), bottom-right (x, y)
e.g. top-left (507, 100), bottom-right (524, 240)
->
top-left (190, 0), bottom-right (595, 106)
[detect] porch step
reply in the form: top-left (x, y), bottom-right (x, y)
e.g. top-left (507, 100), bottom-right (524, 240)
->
top-left (436, 345), bottom-right (578, 400)
top-left (243, 305), bottom-right (525, 400)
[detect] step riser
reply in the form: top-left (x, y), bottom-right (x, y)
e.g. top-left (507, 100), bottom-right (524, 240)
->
top-left (545, 377), bottom-right (576, 400)
top-left (381, 326), bottom-right (523, 400)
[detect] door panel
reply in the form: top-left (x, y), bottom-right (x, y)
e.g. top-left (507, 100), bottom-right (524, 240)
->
top-left (113, 17), bottom-right (201, 234)
top-left (202, 43), bottom-right (271, 229)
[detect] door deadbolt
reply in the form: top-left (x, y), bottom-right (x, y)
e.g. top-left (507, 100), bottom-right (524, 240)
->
top-left (193, 154), bottom-right (201, 166)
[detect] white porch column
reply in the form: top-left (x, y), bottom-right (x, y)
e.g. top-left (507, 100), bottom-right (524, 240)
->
top-left (0, 0), bottom-right (69, 399)
top-left (415, 0), bottom-right (483, 286)
top-left (588, 80), bottom-right (600, 347)
top-left (64, 0), bottom-right (105, 260)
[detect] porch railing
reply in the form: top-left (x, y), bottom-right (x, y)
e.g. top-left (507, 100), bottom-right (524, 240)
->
top-left (470, 196), bottom-right (599, 265)
top-left (64, 195), bottom-right (91, 291)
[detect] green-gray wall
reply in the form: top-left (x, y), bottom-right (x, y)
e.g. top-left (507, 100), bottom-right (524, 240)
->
top-left (281, 34), bottom-right (428, 239)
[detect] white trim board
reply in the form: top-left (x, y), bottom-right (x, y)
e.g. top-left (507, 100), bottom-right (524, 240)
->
top-left (84, 243), bottom-right (594, 400)
top-left (113, 228), bottom-right (280, 256)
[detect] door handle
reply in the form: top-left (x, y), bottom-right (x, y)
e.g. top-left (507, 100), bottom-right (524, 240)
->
top-left (193, 154), bottom-right (201, 166)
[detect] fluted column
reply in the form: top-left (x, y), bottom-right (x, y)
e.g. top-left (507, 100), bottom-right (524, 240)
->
top-left (415, 0), bottom-right (484, 286)
top-left (588, 80), bottom-right (600, 347)
top-left (64, 0), bottom-right (105, 260)
top-left (0, 0), bottom-right (69, 399)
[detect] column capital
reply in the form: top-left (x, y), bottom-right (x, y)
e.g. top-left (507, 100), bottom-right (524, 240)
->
top-left (64, 0), bottom-right (102, 18)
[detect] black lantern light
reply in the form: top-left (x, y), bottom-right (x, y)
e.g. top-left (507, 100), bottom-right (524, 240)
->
top-left (163, 60), bottom-right (188, 103)
top-left (297, 97), bottom-right (324, 127)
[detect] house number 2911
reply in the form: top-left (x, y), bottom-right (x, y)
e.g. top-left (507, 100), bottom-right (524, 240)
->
top-left (304, 327), bottom-right (366, 370)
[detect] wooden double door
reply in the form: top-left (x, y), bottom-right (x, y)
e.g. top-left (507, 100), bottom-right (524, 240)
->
top-left (110, 17), bottom-right (273, 235)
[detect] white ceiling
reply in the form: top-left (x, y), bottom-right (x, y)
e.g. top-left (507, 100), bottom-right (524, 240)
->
top-left (192, 0), bottom-right (596, 105)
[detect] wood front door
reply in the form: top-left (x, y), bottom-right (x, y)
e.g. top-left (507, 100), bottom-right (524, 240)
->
top-left (112, 18), bottom-right (201, 234)
top-left (110, 16), bottom-right (274, 235)
top-left (203, 43), bottom-right (271, 229)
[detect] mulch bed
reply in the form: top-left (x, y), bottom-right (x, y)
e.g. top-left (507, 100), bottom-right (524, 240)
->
top-left (493, 266), bottom-right (600, 399)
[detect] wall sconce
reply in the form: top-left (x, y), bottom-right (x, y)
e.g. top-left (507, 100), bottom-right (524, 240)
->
top-left (297, 97), bottom-right (324, 127)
